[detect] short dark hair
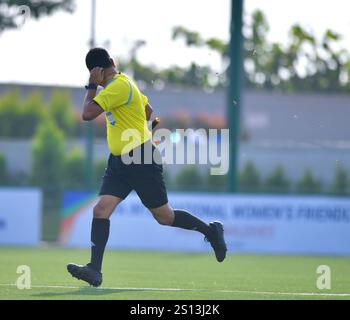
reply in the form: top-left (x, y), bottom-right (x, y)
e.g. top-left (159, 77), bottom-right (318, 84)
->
top-left (85, 48), bottom-right (112, 71)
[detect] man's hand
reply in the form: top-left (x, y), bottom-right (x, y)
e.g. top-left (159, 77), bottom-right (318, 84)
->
top-left (82, 69), bottom-right (104, 121)
top-left (89, 67), bottom-right (104, 86)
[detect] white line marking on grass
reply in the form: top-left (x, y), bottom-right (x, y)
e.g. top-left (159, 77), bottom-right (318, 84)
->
top-left (0, 283), bottom-right (349, 297)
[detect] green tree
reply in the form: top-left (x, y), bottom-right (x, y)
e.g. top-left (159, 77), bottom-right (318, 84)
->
top-left (19, 91), bottom-right (48, 137)
top-left (175, 166), bottom-right (202, 191)
top-left (172, 26), bottom-right (228, 55)
top-left (63, 148), bottom-right (84, 189)
top-left (296, 169), bottom-right (322, 194)
top-left (244, 9), bottom-right (271, 89)
top-left (32, 120), bottom-right (65, 191)
top-left (0, 90), bottom-right (22, 137)
top-left (264, 165), bottom-right (290, 194)
top-left (118, 9), bottom-right (350, 91)
top-left (0, 90), bottom-right (48, 138)
top-left (238, 161), bottom-right (260, 193)
top-left (32, 121), bottom-right (65, 241)
top-left (207, 170), bottom-right (226, 192)
top-left (0, 0), bottom-right (74, 33)
top-left (172, 26), bottom-right (203, 47)
top-left (0, 153), bottom-right (8, 185)
top-left (49, 90), bottom-right (76, 136)
top-left (331, 165), bottom-right (349, 195)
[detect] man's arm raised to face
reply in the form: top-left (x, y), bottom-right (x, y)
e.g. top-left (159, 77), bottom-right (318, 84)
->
top-left (82, 67), bottom-right (105, 121)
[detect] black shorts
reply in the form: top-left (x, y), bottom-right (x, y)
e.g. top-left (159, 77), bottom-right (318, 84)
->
top-left (99, 141), bottom-right (168, 209)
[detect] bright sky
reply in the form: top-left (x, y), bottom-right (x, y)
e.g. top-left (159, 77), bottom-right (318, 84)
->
top-left (0, 0), bottom-right (349, 87)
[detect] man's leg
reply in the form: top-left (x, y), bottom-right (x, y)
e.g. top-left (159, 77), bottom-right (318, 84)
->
top-left (132, 143), bottom-right (226, 261)
top-left (149, 204), bottom-right (213, 239)
top-left (67, 195), bottom-right (123, 287)
top-left (149, 203), bottom-right (227, 262)
top-left (89, 195), bottom-right (123, 271)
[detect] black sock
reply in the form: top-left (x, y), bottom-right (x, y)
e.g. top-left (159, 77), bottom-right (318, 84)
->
top-left (89, 218), bottom-right (110, 272)
top-left (172, 210), bottom-right (213, 239)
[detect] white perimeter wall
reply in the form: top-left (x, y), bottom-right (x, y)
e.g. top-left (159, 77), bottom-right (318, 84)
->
top-left (0, 188), bottom-right (41, 246)
top-left (63, 193), bottom-right (350, 256)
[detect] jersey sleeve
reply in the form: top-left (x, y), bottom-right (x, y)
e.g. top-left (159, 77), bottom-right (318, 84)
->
top-left (93, 79), bottom-right (130, 112)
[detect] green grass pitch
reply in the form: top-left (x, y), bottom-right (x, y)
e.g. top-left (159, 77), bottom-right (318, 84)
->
top-left (0, 247), bottom-right (349, 300)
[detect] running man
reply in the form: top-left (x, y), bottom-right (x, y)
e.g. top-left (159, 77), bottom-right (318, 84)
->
top-left (67, 48), bottom-right (227, 287)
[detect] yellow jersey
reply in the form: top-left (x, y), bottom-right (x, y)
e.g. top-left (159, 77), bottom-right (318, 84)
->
top-left (94, 72), bottom-right (152, 155)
